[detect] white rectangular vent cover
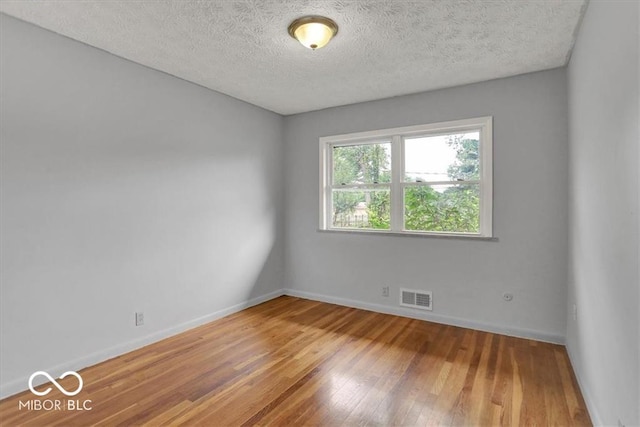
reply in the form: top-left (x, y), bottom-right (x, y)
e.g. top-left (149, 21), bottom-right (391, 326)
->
top-left (400, 288), bottom-right (432, 311)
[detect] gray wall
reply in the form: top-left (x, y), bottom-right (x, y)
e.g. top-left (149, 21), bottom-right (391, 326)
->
top-left (566, 1), bottom-right (639, 426)
top-left (284, 68), bottom-right (569, 342)
top-left (0, 15), bottom-right (284, 397)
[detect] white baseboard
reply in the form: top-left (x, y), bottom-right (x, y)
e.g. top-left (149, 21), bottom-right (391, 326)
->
top-left (0, 289), bottom-right (284, 400)
top-left (565, 344), bottom-right (603, 426)
top-left (283, 288), bottom-right (565, 345)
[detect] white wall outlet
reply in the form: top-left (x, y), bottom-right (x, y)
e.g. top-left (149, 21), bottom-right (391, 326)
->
top-left (502, 292), bottom-right (513, 302)
top-left (382, 286), bottom-right (389, 297)
top-left (135, 312), bottom-right (144, 326)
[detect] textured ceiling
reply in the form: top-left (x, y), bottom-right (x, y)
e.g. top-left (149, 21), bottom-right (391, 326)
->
top-left (0, 0), bottom-right (587, 115)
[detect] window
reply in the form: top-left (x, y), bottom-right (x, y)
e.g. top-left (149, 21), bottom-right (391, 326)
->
top-left (319, 116), bottom-right (492, 237)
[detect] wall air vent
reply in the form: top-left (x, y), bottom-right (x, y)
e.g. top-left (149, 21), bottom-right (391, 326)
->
top-left (400, 288), bottom-right (432, 311)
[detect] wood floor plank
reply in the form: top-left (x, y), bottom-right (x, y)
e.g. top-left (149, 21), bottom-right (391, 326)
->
top-left (0, 296), bottom-right (591, 426)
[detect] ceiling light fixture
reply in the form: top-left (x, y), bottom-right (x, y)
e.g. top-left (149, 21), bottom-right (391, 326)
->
top-left (288, 16), bottom-right (338, 50)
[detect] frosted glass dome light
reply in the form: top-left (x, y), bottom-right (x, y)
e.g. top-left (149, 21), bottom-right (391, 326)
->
top-left (288, 16), bottom-right (338, 50)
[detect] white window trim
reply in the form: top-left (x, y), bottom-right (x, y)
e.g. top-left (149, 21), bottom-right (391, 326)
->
top-left (319, 116), bottom-right (493, 238)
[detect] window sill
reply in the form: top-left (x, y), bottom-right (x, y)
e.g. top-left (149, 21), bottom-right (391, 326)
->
top-left (317, 228), bottom-right (498, 241)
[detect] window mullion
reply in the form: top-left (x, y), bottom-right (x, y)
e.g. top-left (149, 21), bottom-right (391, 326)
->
top-left (390, 135), bottom-right (403, 231)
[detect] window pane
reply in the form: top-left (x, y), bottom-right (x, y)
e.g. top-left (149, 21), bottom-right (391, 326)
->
top-left (332, 143), bottom-right (391, 185)
top-left (332, 188), bottom-right (390, 229)
top-left (404, 184), bottom-right (480, 233)
top-left (404, 132), bottom-right (480, 182)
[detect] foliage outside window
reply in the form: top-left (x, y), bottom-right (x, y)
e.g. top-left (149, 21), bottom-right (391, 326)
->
top-left (319, 117), bottom-right (493, 237)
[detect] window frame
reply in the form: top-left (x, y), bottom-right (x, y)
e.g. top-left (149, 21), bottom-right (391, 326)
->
top-left (319, 116), bottom-right (493, 238)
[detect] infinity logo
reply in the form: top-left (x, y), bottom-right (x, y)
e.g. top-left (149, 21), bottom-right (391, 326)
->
top-left (28, 371), bottom-right (83, 397)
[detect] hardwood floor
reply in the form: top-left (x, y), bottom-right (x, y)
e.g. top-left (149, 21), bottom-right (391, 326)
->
top-left (0, 296), bottom-right (591, 426)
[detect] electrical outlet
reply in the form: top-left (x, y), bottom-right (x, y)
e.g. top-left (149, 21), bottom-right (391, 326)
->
top-left (382, 286), bottom-right (389, 297)
top-left (135, 312), bottom-right (144, 326)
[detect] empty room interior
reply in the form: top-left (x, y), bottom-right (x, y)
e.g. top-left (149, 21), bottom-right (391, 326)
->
top-left (0, 1), bottom-right (638, 426)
